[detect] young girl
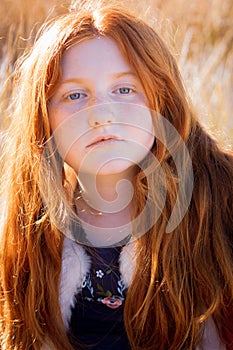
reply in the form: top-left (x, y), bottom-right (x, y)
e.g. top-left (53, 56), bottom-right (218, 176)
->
top-left (0, 5), bottom-right (233, 350)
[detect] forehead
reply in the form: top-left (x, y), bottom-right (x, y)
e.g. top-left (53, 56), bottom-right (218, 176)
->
top-left (61, 36), bottom-right (134, 79)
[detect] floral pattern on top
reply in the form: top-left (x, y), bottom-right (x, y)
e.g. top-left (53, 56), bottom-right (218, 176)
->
top-left (96, 269), bottom-right (104, 278)
top-left (81, 248), bottom-right (127, 309)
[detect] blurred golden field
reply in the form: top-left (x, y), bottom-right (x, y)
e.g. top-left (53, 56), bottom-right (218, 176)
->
top-left (0, 0), bottom-right (232, 146)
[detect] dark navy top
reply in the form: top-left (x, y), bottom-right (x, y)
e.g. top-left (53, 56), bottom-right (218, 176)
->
top-left (68, 246), bottom-right (131, 350)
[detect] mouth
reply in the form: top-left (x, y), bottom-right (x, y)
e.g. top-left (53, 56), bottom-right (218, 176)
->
top-left (86, 135), bottom-right (123, 148)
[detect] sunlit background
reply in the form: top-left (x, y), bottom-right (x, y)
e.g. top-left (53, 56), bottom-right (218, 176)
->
top-left (0, 0), bottom-right (232, 147)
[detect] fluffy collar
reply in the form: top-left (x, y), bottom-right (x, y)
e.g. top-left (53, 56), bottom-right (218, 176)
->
top-left (59, 237), bottom-right (137, 329)
top-left (56, 237), bottom-right (225, 350)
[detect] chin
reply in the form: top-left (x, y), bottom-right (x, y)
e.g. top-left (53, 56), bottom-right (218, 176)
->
top-left (95, 159), bottom-right (135, 176)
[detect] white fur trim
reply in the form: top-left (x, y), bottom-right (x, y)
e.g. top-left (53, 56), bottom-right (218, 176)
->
top-left (119, 240), bottom-right (137, 288)
top-left (59, 237), bottom-right (91, 328)
top-left (59, 238), bottom-right (137, 328)
top-left (58, 240), bottom-right (226, 350)
top-left (196, 317), bottom-right (226, 350)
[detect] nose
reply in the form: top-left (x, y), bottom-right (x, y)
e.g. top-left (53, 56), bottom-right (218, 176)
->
top-left (88, 104), bottom-right (116, 128)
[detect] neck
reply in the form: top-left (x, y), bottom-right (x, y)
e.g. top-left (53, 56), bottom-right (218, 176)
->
top-left (77, 167), bottom-right (136, 214)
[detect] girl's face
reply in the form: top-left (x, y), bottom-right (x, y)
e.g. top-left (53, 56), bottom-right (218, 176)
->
top-left (48, 37), bottom-right (154, 175)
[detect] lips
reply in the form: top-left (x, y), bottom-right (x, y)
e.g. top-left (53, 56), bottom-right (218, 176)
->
top-left (86, 135), bottom-right (122, 148)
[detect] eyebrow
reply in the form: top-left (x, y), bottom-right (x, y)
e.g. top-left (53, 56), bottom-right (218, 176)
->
top-left (61, 71), bottom-right (137, 85)
top-left (112, 71), bottom-right (137, 79)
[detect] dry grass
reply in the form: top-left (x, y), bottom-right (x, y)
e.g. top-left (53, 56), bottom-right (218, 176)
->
top-left (0, 0), bottom-right (232, 146)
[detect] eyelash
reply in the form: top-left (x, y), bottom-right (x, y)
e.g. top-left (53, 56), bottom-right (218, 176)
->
top-left (64, 85), bottom-right (136, 102)
top-left (66, 92), bottom-right (87, 101)
top-left (113, 87), bottom-right (134, 95)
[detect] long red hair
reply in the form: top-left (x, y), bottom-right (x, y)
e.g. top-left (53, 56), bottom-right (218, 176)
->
top-left (1, 6), bottom-right (233, 350)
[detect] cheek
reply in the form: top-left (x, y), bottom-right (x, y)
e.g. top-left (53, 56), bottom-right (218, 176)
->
top-left (122, 111), bottom-right (154, 151)
top-left (124, 127), bottom-right (154, 152)
top-left (48, 111), bottom-right (88, 162)
top-left (117, 104), bottom-right (153, 138)
top-left (125, 129), bottom-right (154, 164)
top-left (56, 134), bottom-right (89, 173)
top-left (48, 100), bottom-right (80, 131)
top-left (48, 104), bottom-right (65, 135)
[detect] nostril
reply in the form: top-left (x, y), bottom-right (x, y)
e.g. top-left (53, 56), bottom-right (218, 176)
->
top-left (88, 116), bottom-right (115, 128)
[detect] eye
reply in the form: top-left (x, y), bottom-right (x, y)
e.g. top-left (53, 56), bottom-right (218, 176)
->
top-left (114, 87), bottom-right (134, 95)
top-left (66, 92), bottom-right (87, 101)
